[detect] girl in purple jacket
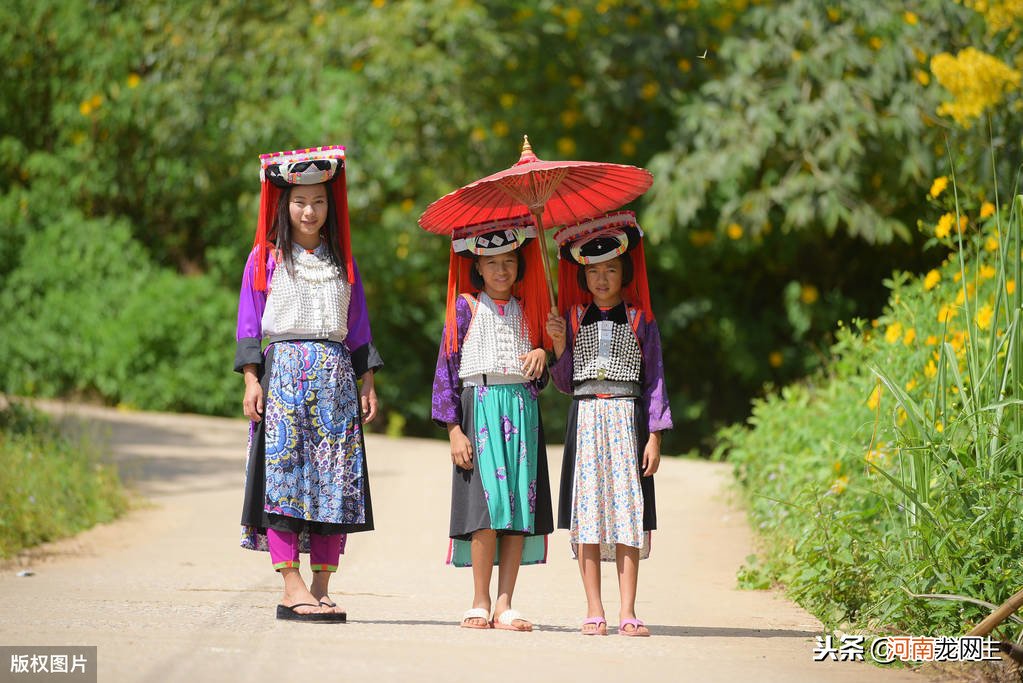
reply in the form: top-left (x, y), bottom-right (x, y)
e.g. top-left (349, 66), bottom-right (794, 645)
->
top-left (234, 146), bottom-right (382, 623)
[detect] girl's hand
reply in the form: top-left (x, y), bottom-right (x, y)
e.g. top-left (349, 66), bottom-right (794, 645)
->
top-left (243, 379), bottom-right (264, 423)
top-left (519, 348), bottom-right (547, 380)
top-left (448, 424), bottom-right (474, 470)
top-left (546, 312), bottom-right (567, 358)
top-left (359, 372), bottom-right (378, 424)
top-left (642, 432), bottom-right (662, 476)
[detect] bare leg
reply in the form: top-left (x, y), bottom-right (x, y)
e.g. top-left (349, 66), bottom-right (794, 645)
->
top-left (494, 534), bottom-right (531, 630)
top-left (279, 568), bottom-right (323, 614)
top-left (616, 544), bottom-right (649, 635)
top-left (466, 529), bottom-right (497, 626)
top-left (310, 571), bottom-right (344, 615)
top-left (578, 543), bottom-right (605, 632)
top-left (616, 544), bottom-right (640, 620)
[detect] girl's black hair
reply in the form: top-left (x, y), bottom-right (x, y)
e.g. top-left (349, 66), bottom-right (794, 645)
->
top-left (470, 249), bottom-right (527, 290)
top-left (272, 183), bottom-right (345, 276)
top-left (577, 254), bottom-right (634, 292)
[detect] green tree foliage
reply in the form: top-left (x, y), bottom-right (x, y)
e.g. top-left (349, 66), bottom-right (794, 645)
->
top-left (1, 0), bottom-right (1018, 450)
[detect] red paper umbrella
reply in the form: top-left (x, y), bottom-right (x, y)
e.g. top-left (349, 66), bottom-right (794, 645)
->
top-left (418, 135), bottom-right (653, 305)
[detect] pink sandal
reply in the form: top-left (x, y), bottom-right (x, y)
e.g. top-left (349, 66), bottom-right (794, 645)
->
top-left (618, 618), bottom-right (650, 637)
top-left (581, 617), bottom-right (608, 636)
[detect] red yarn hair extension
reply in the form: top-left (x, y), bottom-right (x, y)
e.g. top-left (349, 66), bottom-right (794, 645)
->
top-left (252, 183), bottom-right (282, 292)
top-left (515, 239), bottom-right (552, 350)
top-left (333, 171), bottom-right (355, 284)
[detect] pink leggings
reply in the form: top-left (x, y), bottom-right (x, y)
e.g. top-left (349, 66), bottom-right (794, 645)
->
top-left (267, 529), bottom-right (346, 573)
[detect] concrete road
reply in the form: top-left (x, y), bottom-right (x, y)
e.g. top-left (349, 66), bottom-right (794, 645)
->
top-left (0, 402), bottom-right (926, 682)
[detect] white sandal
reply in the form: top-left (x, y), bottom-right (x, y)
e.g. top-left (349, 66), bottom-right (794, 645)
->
top-left (492, 609), bottom-right (533, 632)
top-left (460, 607), bottom-right (491, 629)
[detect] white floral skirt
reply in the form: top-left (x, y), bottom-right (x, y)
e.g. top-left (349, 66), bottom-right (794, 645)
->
top-left (569, 398), bottom-right (650, 561)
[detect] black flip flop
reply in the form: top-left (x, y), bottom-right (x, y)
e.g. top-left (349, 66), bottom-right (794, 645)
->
top-left (318, 600), bottom-right (348, 623)
top-left (276, 603), bottom-right (345, 622)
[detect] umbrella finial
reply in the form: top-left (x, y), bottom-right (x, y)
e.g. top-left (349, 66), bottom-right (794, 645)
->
top-left (516, 134), bottom-right (539, 165)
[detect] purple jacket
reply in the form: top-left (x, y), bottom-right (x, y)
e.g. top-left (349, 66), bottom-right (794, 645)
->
top-left (233, 247), bottom-right (383, 377)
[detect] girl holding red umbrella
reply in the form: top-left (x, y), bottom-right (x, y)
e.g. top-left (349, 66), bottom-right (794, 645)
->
top-left (546, 211), bottom-right (673, 637)
top-left (431, 215), bottom-right (554, 632)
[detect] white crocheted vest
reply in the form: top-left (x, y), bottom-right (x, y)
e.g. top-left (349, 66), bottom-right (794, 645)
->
top-left (261, 244), bottom-right (351, 341)
top-left (458, 293), bottom-right (532, 379)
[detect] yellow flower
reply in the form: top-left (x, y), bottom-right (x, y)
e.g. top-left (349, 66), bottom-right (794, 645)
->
top-left (980, 201), bottom-right (996, 218)
top-left (980, 264), bottom-right (996, 280)
top-left (935, 213), bottom-right (954, 238)
top-left (90, 94), bottom-right (103, 108)
top-left (929, 176), bottom-right (949, 198)
top-left (867, 384), bottom-right (882, 410)
top-left (938, 303), bottom-right (957, 323)
top-left (791, 50), bottom-right (802, 62)
top-left (678, 58), bottom-right (691, 72)
top-left (492, 121), bottom-right (510, 137)
top-left (977, 303), bottom-right (994, 330)
top-left (372, 0), bottom-right (385, 7)
top-left (1007, 280), bottom-right (1016, 295)
top-left (869, 36), bottom-right (883, 50)
top-left (958, 215), bottom-right (969, 233)
top-left (400, 198), bottom-right (414, 213)
top-left (563, 6), bottom-right (582, 26)
top-left (557, 137), bottom-right (576, 156)
top-left (561, 109), bottom-right (580, 128)
top-left (127, 73), bottom-right (141, 88)
top-left (800, 284), bottom-right (819, 304)
top-left (986, 236), bottom-right (1000, 251)
top-left (916, 70), bottom-right (931, 86)
top-left (924, 359), bottom-right (938, 378)
top-left (904, 10), bottom-right (919, 25)
top-left (925, 334), bottom-right (938, 345)
top-left (935, 421), bottom-right (944, 433)
top-left (885, 321), bottom-right (903, 344)
top-left (79, 100), bottom-right (93, 116)
top-left (931, 48), bottom-right (1023, 127)
top-left (903, 328), bottom-right (917, 345)
top-left (897, 408), bottom-right (908, 426)
top-left (829, 475), bottom-right (850, 495)
top-left (499, 93), bottom-right (517, 109)
top-left (640, 82), bottom-right (660, 100)
top-left (827, 7), bottom-right (840, 21)
top-left (470, 126), bottom-right (487, 143)
top-left (924, 269), bottom-right (941, 290)
top-left (905, 378), bottom-right (918, 391)
top-left (726, 223), bottom-right (743, 240)
top-left (768, 351), bottom-right (783, 368)
top-left (620, 140), bottom-right (636, 157)
top-left (628, 126), bottom-right (644, 141)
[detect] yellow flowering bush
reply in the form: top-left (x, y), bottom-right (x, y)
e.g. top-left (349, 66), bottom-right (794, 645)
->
top-left (931, 47), bottom-right (1021, 127)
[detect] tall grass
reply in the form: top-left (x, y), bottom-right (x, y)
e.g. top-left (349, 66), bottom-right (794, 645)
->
top-left (723, 184), bottom-right (1023, 638)
top-left (0, 401), bottom-right (128, 558)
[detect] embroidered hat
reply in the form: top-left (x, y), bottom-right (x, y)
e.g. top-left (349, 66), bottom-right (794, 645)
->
top-left (249, 145), bottom-right (353, 290)
top-left (451, 216), bottom-right (537, 257)
top-left (553, 211), bottom-right (643, 265)
top-left (553, 211), bottom-right (653, 320)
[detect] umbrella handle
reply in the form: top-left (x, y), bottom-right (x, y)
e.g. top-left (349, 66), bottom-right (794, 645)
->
top-left (532, 211), bottom-right (558, 310)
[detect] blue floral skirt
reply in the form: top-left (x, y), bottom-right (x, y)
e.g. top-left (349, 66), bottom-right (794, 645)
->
top-left (241, 340), bottom-right (373, 553)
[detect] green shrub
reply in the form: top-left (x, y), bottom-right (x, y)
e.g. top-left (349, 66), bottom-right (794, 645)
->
top-left (0, 210), bottom-right (238, 415)
top-left (723, 189), bottom-right (1023, 639)
top-left (0, 402), bottom-right (128, 558)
